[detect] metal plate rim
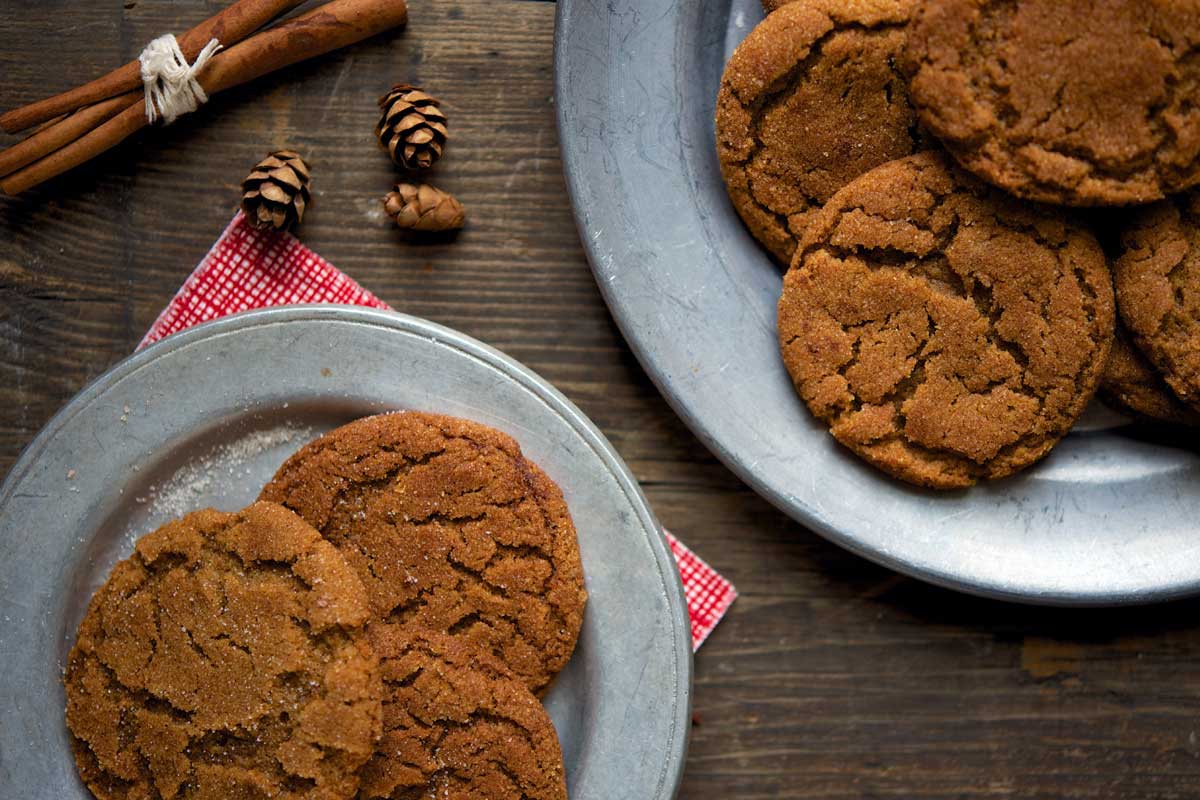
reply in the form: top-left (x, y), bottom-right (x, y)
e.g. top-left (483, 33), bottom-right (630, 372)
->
top-left (553, 0), bottom-right (1200, 607)
top-left (0, 304), bottom-right (692, 799)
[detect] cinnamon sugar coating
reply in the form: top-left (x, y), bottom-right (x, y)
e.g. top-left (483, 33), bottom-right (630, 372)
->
top-left (64, 502), bottom-right (383, 800)
top-left (906, 0), bottom-right (1200, 205)
top-left (778, 152), bottom-right (1114, 488)
top-left (260, 412), bottom-right (586, 696)
top-left (717, 0), bottom-right (925, 264)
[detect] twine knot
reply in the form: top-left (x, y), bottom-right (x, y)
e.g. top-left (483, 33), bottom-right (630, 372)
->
top-left (139, 34), bottom-right (222, 125)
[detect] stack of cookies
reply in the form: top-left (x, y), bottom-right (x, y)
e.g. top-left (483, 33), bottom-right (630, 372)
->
top-left (64, 412), bottom-right (586, 800)
top-left (717, 0), bottom-right (1200, 489)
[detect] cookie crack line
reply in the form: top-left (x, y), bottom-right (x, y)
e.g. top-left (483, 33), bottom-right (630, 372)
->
top-left (71, 656), bottom-right (195, 786)
top-left (365, 637), bottom-right (564, 799)
top-left (914, 2), bottom-right (1200, 193)
top-left (816, 236), bottom-right (1099, 417)
top-left (262, 413), bottom-right (584, 699)
top-left (328, 459), bottom-right (562, 588)
top-left (440, 557), bottom-right (571, 659)
top-left (813, 178), bottom-right (1077, 253)
top-left (730, 21), bottom-right (910, 116)
top-left (793, 172), bottom-right (959, 260)
top-left (1154, 205), bottom-right (1197, 340)
top-left (1067, 261), bottom-right (1108, 404)
top-left (392, 496), bottom-right (530, 528)
top-left (98, 597), bottom-right (208, 723)
top-left (66, 505), bottom-right (386, 800)
top-left (956, 0), bottom-right (1021, 130)
top-left (317, 444), bottom-right (552, 546)
top-left (305, 434), bottom-right (450, 471)
top-left (782, 155), bottom-right (1114, 482)
top-left (292, 422), bottom-right (525, 495)
top-left (731, 23), bottom-right (914, 240)
top-left (1137, 265), bottom-right (1200, 398)
top-left (1138, 43), bottom-right (1200, 181)
top-left (89, 656), bottom-right (197, 726)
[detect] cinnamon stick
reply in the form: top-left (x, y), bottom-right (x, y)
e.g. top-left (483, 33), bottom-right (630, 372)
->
top-left (0, 0), bottom-right (307, 134)
top-left (203, 0), bottom-right (408, 93)
top-left (1, 0), bottom-right (408, 195)
top-left (0, 92), bottom-right (138, 179)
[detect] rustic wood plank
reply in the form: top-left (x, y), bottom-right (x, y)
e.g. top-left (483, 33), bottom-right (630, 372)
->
top-left (5, 2), bottom-right (1200, 799)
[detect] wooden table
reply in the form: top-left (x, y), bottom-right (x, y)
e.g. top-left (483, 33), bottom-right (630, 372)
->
top-left (4, 2), bottom-right (1200, 797)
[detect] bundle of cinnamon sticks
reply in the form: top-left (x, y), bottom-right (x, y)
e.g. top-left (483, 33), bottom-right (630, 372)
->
top-left (0, 0), bottom-right (408, 195)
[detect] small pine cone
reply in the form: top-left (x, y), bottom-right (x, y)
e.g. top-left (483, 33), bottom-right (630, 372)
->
top-left (241, 150), bottom-right (311, 231)
top-left (383, 183), bottom-right (465, 232)
top-left (375, 85), bottom-right (448, 170)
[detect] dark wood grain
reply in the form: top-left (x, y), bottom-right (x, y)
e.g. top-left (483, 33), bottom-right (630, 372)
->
top-left (4, 2), bottom-right (1200, 798)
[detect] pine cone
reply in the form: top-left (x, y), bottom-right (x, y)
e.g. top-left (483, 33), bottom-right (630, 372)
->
top-left (375, 85), bottom-right (448, 170)
top-left (241, 150), bottom-right (311, 231)
top-left (383, 183), bottom-right (465, 232)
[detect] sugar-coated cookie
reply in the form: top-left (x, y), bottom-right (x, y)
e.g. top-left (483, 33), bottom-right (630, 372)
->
top-left (1114, 190), bottom-right (1200, 411)
top-left (357, 629), bottom-right (566, 800)
top-left (906, 0), bottom-right (1200, 205)
top-left (65, 502), bottom-right (382, 800)
top-left (260, 412), bottom-right (586, 695)
top-left (1100, 324), bottom-right (1200, 425)
top-left (778, 152), bottom-right (1114, 488)
top-left (717, 0), bottom-right (924, 264)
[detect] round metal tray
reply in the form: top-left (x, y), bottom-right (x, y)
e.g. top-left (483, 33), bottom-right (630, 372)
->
top-left (0, 306), bottom-right (691, 799)
top-left (555, 0), bottom-right (1200, 605)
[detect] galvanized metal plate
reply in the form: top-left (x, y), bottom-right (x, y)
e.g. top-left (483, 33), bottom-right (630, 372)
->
top-left (554, 0), bottom-right (1200, 604)
top-left (0, 306), bottom-right (691, 799)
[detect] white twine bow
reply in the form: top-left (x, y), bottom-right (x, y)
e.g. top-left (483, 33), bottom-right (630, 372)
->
top-left (138, 34), bottom-right (222, 125)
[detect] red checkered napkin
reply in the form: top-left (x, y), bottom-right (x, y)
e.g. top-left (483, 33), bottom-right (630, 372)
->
top-left (141, 212), bottom-right (737, 649)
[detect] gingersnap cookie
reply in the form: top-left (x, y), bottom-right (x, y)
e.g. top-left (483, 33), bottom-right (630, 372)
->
top-left (357, 628), bottom-right (566, 800)
top-left (716, 0), bottom-right (924, 265)
top-left (778, 152), bottom-right (1115, 489)
top-left (65, 502), bottom-right (383, 800)
top-left (905, 0), bottom-right (1200, 206)
top-left (1100, 324), bottom-right (1200, 426)
top-left (259, 412), bottom-right (587, 696)
top-left (1114, 191), bottom-right (1200, 411)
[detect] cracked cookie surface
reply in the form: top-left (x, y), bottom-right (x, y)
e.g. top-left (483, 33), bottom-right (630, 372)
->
top-left (357, 629), bottom-right (566, 800)
top-left (1100, 323), bottom-right (1200, 425)
top-left (905, 0), bottom-right (1200, 206)
top-left (259, 412), bottom-right (586, 696)
top-left (1114, 190), bottom-right (1200, 411)
top-left (778, 151), bottom-right (1114, 488)
top-left (64, 502), bottom-right (383, 800)
top-left (716, 0), bottom-right (924, 265)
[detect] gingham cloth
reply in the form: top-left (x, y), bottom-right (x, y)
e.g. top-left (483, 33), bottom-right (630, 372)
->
top-left (140, 212), bottom-right (736, 649)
